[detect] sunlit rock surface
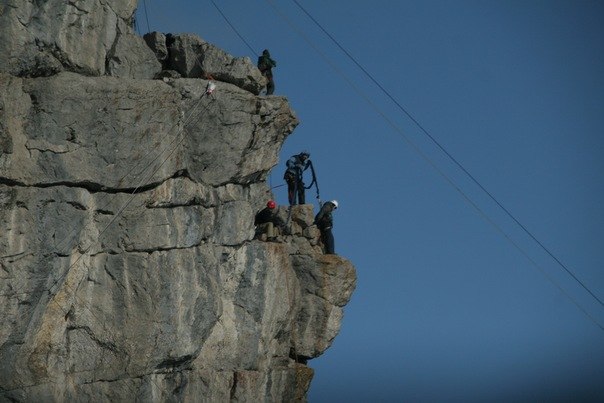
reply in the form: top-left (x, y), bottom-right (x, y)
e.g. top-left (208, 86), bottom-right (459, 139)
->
top-left (0, 1), bottom-right (356, 401)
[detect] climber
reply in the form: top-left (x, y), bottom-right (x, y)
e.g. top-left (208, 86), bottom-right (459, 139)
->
top-left (254, 200), bottom-right (285, 241)
top-left (257, 49), bottom-right (276, 95)
top-left (314, 200), bottom-right (338, 255)
top-left (283, 151), bottom-right (310, 205)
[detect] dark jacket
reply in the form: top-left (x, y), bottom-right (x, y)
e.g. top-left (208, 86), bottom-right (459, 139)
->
top-left (257, 52), bottom-right (276, 75)
top-left (285, 154), bottom-right (310, 177)
top-left (255, 207), bottom-right (284, 227)
top-left (314, 202), bottom-right (335, 231)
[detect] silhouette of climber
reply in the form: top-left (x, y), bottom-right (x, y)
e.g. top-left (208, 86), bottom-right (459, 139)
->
top-left (314, 200), bottom-right (338, 254)
top-left (284, 151), bottom-right (310, 205)
top-left (257, 49), bottom-right (276, 95)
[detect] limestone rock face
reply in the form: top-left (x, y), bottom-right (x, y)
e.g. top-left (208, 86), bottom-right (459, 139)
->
top-left (144, 32), bottom-right (267, 95)
top-left (0, 1), bottom-right (356, 402)
top-left (0, 0), bottom-right (160, 78)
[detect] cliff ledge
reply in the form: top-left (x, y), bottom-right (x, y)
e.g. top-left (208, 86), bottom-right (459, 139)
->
top-left (0, 1), bottom-right (356, 401)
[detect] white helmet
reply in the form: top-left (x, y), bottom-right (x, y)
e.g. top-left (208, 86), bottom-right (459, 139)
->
top-left (330, 200), bottom-right (339, 209)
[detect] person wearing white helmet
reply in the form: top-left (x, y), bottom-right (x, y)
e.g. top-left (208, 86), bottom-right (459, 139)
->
top-left (314, 200), bottom-right (338, 254)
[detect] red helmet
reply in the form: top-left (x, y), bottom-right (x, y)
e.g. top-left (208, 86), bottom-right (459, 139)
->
top-left (267, 200), bottom-right (276, 209)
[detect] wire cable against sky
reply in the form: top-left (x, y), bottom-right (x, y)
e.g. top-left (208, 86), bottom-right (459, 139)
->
top-left (263, 0), bottom-right (604, 331)
top-left (210, 0), bottom-right (258, 57)
top-left (209, 0), bottom-right (276, 185)
top-left (142, 0), bottom-right (151, 33)
top-left (290, 0), bottom-right (604, 310)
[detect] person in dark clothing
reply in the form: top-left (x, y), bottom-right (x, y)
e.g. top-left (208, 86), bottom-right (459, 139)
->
top-left (254, 200), bottom-right (284, 241)
top-left (283, 151), bottom-right (310, 205)
top-left (314, 200), bottom-right (338, 254)
top-left (257, 49), bottom-right (277, 95)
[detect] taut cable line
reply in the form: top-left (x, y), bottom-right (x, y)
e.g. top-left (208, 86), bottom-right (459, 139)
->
top-left (290, 0), bottom-right (604, 310)
top-left (264, 0), bottom-right (604, 331)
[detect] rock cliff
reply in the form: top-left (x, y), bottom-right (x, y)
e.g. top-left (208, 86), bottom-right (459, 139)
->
top-left (0, 1), bottom-right (356, 401)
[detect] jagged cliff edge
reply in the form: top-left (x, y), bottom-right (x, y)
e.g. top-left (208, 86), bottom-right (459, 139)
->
top-left (0, 1), bottom-right (356, 401)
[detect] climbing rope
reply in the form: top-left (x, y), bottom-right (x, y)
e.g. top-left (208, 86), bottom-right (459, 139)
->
top-left (304, 160), bottom-right (321, 204)
top-left (284, 180), bottom-right (296, 233)
top-left (282, 160), bottom-right (320, 233)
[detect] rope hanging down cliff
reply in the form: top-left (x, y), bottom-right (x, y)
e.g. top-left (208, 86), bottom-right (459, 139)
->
top-left (305, 160), bottom-right (320, 203)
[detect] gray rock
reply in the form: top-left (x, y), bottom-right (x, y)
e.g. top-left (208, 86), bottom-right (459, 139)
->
top-left (0, 72), bottom-right (183, 186)
top-left (0, 72), bottom-right (298, 188)
top-left (143, 31), bottom-right (169, 64)
top-left (0, 0), bottom-right (159, 78)
top-left (106, 20), bottom-right (162, 79)
top-left (159, 33), bottom-right (267, 94)
top-left (157, 69), bottom-right (182, 79)
top-left (292, 254), bottom-right (357, 358)
top-left (0, 1), bottom-right (356, 401)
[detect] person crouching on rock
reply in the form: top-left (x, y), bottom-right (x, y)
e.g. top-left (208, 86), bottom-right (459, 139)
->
top-left (314, 200), bottom-right (338, 254)
top-left (254, 200), bottom-right (284, 241)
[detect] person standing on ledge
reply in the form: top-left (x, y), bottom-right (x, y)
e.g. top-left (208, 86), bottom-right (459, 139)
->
top-left (257, 49), bottom-right (276, 95)
top-left (314, 200), bottom-right (338, 254)
top-left (284, 151), bottom-right (311, 205)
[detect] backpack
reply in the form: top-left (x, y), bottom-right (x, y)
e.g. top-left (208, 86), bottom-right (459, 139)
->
top-left (258, 56), bottom-right (269, 71)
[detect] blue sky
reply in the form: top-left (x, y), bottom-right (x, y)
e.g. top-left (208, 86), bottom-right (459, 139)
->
top-left (137, 1), bottom-right (604, 401)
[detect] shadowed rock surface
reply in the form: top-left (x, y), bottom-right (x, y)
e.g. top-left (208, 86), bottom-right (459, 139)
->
top-left (0, 1), bottom-right (356, 402)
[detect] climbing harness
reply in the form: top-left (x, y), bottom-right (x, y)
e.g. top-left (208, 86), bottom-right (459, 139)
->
top-left (283, 160), bottom-right (321, 231)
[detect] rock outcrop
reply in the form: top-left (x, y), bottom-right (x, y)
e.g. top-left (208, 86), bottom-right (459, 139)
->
top-left (144, 32), bottom-right (267, 95)
top-left (0, 0), bottom-right (160, 78)
top-left (0, 1), bottom-right (356, 402)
